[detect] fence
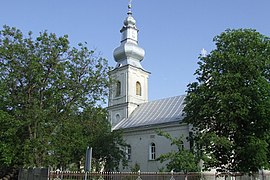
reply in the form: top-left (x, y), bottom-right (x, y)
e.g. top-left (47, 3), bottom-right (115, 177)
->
top-left (49, 171), bottom-right (202, 180)
top-left (48, 171), bottom-right (270, 180)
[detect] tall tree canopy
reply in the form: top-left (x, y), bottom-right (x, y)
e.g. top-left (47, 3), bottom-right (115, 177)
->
top-left (184, 29), bottom-right (270, 173)
top-left (0, 25), bottom-right (126, 171)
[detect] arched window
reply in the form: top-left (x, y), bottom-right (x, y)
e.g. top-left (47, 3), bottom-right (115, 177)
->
top-left (180, 140), bottom-right (184, 150)
top-left (126, 145), bottom-right (131, 161)
top-left (149, 142), bottom-right (156, 160)
top-left (136, 81), bottom-right (141, 96)
top-left (116, 81), bottom-right (121, 97)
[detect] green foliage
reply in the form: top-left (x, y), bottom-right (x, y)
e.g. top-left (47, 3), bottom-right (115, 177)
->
top-left (130, 163), bottom-right (140, 172)
top-left (157, 130), bottom-right (200, 173)
top-left (0, 25), bottom-right (125, 170)
top-left (0, 110), bottom-right (21, 167)
top-left (184, 29), bottom-right (270, 173)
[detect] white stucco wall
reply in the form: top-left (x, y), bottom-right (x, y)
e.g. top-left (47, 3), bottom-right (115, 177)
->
top-left (119, 123), bottom-right (190, 172)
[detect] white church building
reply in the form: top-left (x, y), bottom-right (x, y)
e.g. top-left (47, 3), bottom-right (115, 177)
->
top-left (108, 4), bottom-right (191, 172)
top-left (106, 5), bottom-right (270, 180)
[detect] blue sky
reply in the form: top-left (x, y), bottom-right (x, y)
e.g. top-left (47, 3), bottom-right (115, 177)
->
top-left (1, 0), bottom-right (270, 101)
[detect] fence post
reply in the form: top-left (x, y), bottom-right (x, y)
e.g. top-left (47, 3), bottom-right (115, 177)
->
top-left (169, 170), bottom-right (175, 180)
top-left (136, 170), bottom-right (142, 180)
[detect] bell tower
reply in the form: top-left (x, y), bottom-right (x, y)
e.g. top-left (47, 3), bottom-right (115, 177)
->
top-left (108, 3), bottom-right (150, 127)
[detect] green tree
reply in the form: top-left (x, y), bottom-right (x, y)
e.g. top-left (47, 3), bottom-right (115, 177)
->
top-left (0, 110), bottom-right (21, 168)
top-left (184, 29), bottom-right (270, 173)
top-left (157, 130), bottom-right (200, 173)
top-left (50, 107), bottom-right (126, 171)
top-left (0, 25), bottom-right (126, 171)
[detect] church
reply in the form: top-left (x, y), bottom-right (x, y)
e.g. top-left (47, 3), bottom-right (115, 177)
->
top-left (108, 4), bottom-right (191, 172)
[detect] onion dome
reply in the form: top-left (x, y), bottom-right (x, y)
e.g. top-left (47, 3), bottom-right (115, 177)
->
top-left (113, 3), bottom-right (145, 69)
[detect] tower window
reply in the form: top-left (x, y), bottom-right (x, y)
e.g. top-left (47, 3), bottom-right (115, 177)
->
top-left (149, 142), bottom-right (156, 160)
top-left (116, 81), bottom-right (121, 97)
top-left (136, 81), bottom-right (141, 96)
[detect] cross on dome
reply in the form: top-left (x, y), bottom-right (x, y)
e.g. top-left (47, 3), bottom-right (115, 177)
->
top-left (201, 48), bottom-right (207, 57)
top-left (128, 0), bottom-right (132, 14)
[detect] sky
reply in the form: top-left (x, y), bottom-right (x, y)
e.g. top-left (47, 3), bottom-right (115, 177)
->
top-left (1, 0), bottom-right (270, 101)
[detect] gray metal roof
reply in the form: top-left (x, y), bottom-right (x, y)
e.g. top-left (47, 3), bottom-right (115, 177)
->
top-left (113, 95), bottom-right (186, 130)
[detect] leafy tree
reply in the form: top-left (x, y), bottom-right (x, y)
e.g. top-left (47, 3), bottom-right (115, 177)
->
top-left (49, 107), bottom-right (126, 171)
top-left (77, 107), bottom-right (127, 172)
top-left (157, 130), bottom-right (200, 173)
top-left (0, 25), bottom-right (126, 171)
top-left (184, 29), bottom-right (270, 173)
top-left (0, 110), bottom-right (21, 168)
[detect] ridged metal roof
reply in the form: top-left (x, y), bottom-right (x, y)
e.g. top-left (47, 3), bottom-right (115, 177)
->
top-left (113, 95), bottom-right (186, 130)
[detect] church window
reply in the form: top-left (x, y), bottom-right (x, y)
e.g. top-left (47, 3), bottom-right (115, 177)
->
top-left (180, 140), bottom-right (184, 150)
top-left (136, 81), bottom-right (141, 96)
top-left (126, 145), bottom-right (131, 160)
top-left (149, 142), bottom-right (156, 160)
top-left (116, 81), bottom-right (121, 97)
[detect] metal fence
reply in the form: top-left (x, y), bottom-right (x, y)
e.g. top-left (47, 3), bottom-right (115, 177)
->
top-left (49, 171), bottom-right (201, 180)
top-left (48, 171), bottom-right (270, 180)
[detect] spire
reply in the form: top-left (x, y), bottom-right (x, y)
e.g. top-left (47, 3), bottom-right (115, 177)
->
top-left (128, 0), bottom-right (132, 15)
top-left (113, 2), bottom-right (145, 69)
